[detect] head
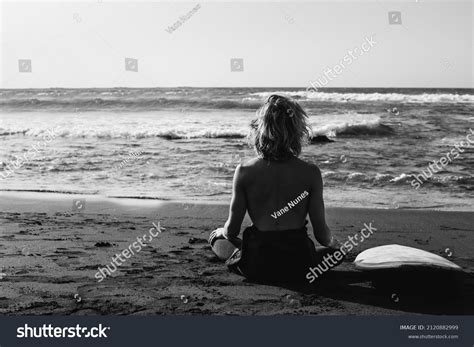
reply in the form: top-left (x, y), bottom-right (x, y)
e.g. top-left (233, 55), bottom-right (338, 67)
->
top-left (249, 94), bottom-right (311, 161)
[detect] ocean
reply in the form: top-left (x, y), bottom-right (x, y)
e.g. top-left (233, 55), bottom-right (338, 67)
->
top-left (0, 87), bottom-right (473, 210)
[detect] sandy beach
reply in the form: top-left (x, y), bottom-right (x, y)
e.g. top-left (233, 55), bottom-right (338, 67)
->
top-left (0, 191), bottom-right (472, 315)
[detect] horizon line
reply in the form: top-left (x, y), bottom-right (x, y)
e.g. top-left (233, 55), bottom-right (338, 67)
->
top-left (1, 86), bottom-right (473, 91)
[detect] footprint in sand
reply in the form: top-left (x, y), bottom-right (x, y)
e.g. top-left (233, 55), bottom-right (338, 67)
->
top-left (414, 238), bottom-right (429, 246)
top-left (188, 237), bottom-right (207, 245)
top-left (21, 247), bottom-right (30, 256)
top-left (284, 294), bottom-right (301, 307)
top-left (94, 241), bottom-right (113, 247)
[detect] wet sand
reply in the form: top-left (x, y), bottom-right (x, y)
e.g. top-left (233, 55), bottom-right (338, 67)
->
top-left (0, 191), bottom-right (473, 315)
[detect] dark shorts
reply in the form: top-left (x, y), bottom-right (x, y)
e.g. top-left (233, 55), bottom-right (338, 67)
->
top-left (225, 225), bottom-right (328, 283)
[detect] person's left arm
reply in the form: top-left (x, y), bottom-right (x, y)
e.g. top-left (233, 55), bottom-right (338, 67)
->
top-left (209, 164), bottom-right (247, 244)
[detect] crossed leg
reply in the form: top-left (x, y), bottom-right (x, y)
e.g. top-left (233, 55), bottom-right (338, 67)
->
top-left (209, 236), bottom-right (242, 261)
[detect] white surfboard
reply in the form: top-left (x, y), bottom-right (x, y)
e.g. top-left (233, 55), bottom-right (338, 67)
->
top-left (354, 244), bottom-right (462, 271)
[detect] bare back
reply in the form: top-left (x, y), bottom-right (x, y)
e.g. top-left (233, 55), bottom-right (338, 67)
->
top-left (223, 156), bottom-right (332, 246)
top-left (244, 157), bottom-right (312, 230)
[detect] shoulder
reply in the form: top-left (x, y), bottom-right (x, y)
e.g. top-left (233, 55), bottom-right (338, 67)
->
top-left (233, 158), bottom-right (256, 180)
top-left (238, 157), bottom-right (263, 174)
top-left (308, 162), bottom-right (322, 178)
top-left (295, 159), bottom-right (323, 192)
top-left (294, 157), bottom-right (322, 177)
top-left (233, 157), bottom-right (262, 184)
top-left (240, 157), bottom-right (261, 168)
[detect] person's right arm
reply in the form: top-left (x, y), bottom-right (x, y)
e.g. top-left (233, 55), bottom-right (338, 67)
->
top-left (308, 165), bottom-right (340, 248)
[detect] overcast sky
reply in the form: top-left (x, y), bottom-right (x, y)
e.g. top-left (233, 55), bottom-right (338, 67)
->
top-left (1, 0), bottom-right (472, 88)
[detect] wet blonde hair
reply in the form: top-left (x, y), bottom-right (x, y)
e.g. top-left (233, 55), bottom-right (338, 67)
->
top-left (249, 94), bottom-right (311, 161)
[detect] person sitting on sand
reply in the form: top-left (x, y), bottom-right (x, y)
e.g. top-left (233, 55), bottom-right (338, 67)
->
top-left (209, 94), bottom-right (343, 283)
